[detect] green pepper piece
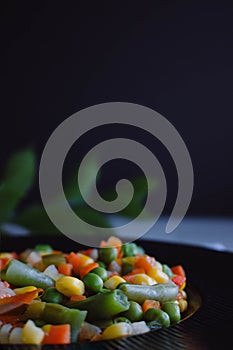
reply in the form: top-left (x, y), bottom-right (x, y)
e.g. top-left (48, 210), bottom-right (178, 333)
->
top-left (67, 289), bottom-right (130, 321)
top-left (162, 301), bottom-right (181, 324)
top-left (119, 283), bottom-right (178, 304)
top-left (1, 259), bottom-right (54, 289)
top-left (42, 253), bottom-right (66, 267)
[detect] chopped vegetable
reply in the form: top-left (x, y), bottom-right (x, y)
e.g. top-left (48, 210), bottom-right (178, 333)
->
top-left (0, 236), bottom-right (188, 344)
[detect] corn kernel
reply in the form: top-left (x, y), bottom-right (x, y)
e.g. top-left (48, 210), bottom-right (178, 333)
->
top-left (104, 276), bottom-right (126, 290)
top-left (122, 257), bottom-right (136, 265)
top-left (178, 299), bottom-right (188, 312)
top-left (147, 267), bottom-right (169, 284)
top-left (180, 281), bottom-right (186, 291)
top-left (155, 261), bottom-right (163, 271)
top-left (56, 276), bottom-right (85, 297)
top-left (130, 274), bottom-right (156, 285)
top-left (77, 253), bottom-right (94, 267)
top-left (14, 286), bottom-right (37, 295)
top-left (0, 253), bottom-right (12, 258)
top-left (102, 322), bottom-right (132, 340)
top-left (22, 320), bottom-right (44, 344)
top-left (42, 324), bottom-right (51, 333)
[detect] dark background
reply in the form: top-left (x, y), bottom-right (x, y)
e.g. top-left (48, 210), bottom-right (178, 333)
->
top-left (0, 1), bottom-right (233, 217)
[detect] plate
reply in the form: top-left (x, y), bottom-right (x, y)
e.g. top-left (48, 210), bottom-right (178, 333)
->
top-left (1, 234), bottom-right (233, 349)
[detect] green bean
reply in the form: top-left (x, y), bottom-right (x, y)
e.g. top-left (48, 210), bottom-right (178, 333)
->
top-left (42, 253), bottom-right (66, 267)
top-left (1, 259), bottom-right (54, 289)
top-left (34, 244), bottom-right (53, 254)
top-left (67, 289), bottom-right (130, 321)
top-left (119, 283), bottom-right (178, 304)
top-left (120, 300), bottom-right (143, 322)
top-left (144, 308), bottom-right (170, 327)
top-left (162, 301), bottom-right (181, 324)
top-left (23, 301), bottom-right (87, 342)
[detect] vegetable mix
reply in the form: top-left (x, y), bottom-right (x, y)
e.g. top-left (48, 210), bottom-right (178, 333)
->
top-left (0, 237), bottom-right (188, 344)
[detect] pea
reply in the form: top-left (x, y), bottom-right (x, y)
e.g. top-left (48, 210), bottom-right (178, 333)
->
top-left (82, 273), bottom-right (103, 293)
top-left (121, 243), bottom-right (138, 257)
top-left (144, 308), bottom-right (170, 327)
top-left (42, 287), bottom-right (63, 304)
top-left (162, 264), bottom-right (173, 278)
top-left (120, 301), bottom-right (143, 322)
top-left (113, 317), bottom-right (131, 324)
top-left (91, 267), bottom-right (108, 282)
top-left (96, 261), bottom-right (106, 268)
top-left (98, 247), bottom-right (118, 266)
top-left (162, 301), bottom-right (181, 324)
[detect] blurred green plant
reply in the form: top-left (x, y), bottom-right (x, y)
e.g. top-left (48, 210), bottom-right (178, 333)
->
top-left (0, 148), bottom-right (157, 235)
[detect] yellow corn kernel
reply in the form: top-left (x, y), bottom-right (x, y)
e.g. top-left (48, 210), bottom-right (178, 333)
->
top-left (180, 281), bottom-right (186, 291)
top-left (122, 257), bottom-right (136, 265)
top-left (181, 290), bottom-right (187, 299)
top-left (77, 253), bottom-right (94, 267)
top-left (42, 324), bottom-right (51, 333)
top-left (104, 276), bottom-right (126, 290)
top-left (22, 320), bottom-right (44, 344)
top-left (102, 322), bottom-right (132, 340)
top-left (130, 274), bottom-right (156, 285)
top-left (0, 253), bottom-right (13, 258)
top-left (178, 299), bottom-right (188, 312)
top-left (56, 276), bottom-right (85, 297)
top-left (147, 267), bottom-right (169, 284)
top-left (14, 286), bottom-right (37, 295)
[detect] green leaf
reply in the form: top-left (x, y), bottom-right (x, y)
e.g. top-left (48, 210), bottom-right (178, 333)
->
top-left (0, 149), bottom-right (36, 224)
top-left (64, 156), bottom-right (100, 206)
top-left (103, 176), bottom-right (158, 219)
top-left (14, 204), bottom-right (60, 234)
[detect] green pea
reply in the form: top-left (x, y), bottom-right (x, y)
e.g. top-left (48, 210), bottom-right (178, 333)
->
top-left (42, 287), bottom-right (63, 304)
top-left (162, 264), bottom-right (174, 278)
top-left (113, 317), bottom-right (131, 324)
top-left (144, 308), bottom-right (170, 327)
top-left (91, 267), bottom-right (108, 282)
top-left (98, 247), bottom-right (118, 266)
top-left (162, 301), bottom-right (181, 324)
top-left (82, 273), bottom-right (103, 293)
top-left (120, 301), bottom-right (143, 322)
top-left (96, 261), bottom-right (106, 268)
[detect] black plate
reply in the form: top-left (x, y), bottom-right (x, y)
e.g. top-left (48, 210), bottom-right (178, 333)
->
top-left (1, 234), bottom-right (233, 349)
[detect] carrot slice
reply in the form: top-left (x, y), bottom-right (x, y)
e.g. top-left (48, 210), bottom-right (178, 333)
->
top-left (58, 263), bottom-right (72, 276)
top-left (0, 258), bottom-right (11, 271)
top-left (0, 288), bottom-right (42, 306)
top-left (171, 265), bottom-right (186, 277)
top-left (79, 262), bottom-right (99, 279)
top-left (142, 299), bottom-right (161, 313)
top-left (134, 255), bottom-right (156, 272)
top-left (67, 252), bottom-right (82, 274)
top-left (43, 324), bottom-right (70, 344)
top-left (70, 294), bottom-right (86, 302)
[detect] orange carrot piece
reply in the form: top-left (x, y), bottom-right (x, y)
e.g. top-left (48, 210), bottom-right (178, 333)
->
top-left (70, 294), bottom-right (86, 302)
top-left (0, 288), bottom-right (42, 306)
top-left (171, 265), bottom-right (186, 277)
top-left (0, 258), bottom-right (11, 271)
top-left (142, 299), bottom-right (161, 313)
top-left (171, 275), bottom-right (186, 288)
top-left (67, 252), bottom-right (82, 274)
top-left (43, 324), bottom-right (70, 344)
top-left (134, 255), bottom-right (156, 273)
top-left (79, 262), bottom-right (99, 279)
top-left (78, 249), bottom-right (93, 256)
top-left (58, 263), bottom-right (72, 276)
